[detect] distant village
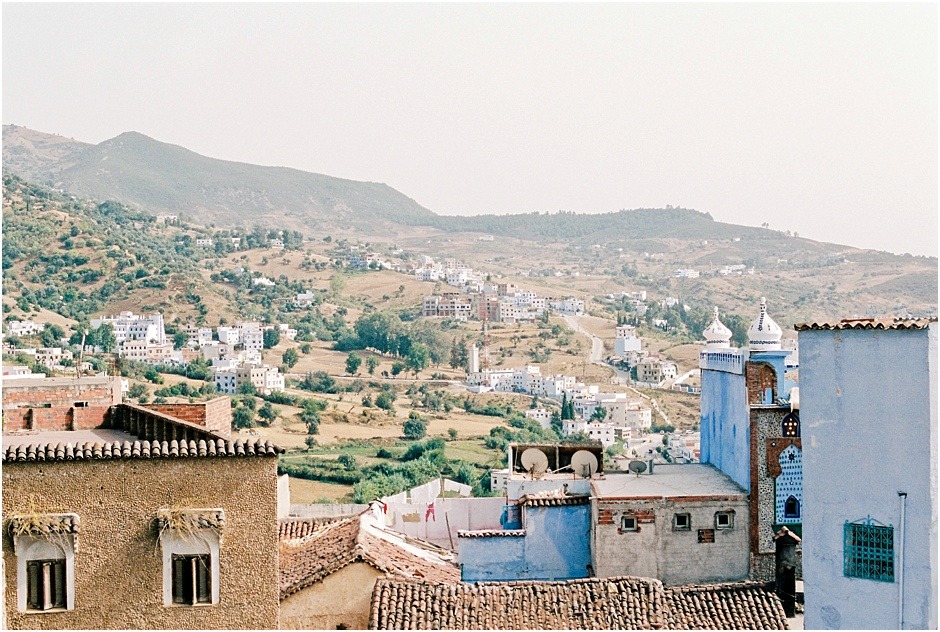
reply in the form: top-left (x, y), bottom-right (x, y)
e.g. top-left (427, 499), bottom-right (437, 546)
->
top-left (3, 278), bottom-right (935, 630)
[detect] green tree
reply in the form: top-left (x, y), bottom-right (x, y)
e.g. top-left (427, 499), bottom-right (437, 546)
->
top-left (237, 380), bottom-right (257, 395)
top-left (366, 355), bottom-right (379, 376)
top-left (337, 454), bottom-right (358, 470)
top-left (390, 361), bottom-right (405, 377)
top-left (39, 323), bottom-right (66, 348)
top-left (405, 342), bottom-right (429, 377)
top-left (345, 352), bottom-right (362, 375)
top-left (590, 406), bottom-right (608, 422)
top-left (173, 331), bottom-right (189, 350)
top-left (263, 328), bottom-right (281, 349)
top-left (375, 391), bottom-right (396, 411)
top-left (232, 406), bottom-right (255, 429)
top-left (447, 428), bottom-right (458, 441)
top-left (128, 382), bottom-right (147, 399)
top-left (403, 413), bottom-right (427, 440)
top-left (258, 401), bottom-right (278, 425)
top-left (282, 347), bottom-right (299, 369)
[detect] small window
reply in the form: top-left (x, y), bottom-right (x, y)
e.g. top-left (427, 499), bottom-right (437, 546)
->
top-left (26, 559), bottom-right (67, 611)
top-left (784, 496), bottom-right (800, 519)
top-left (844, 520), bottom-right (894, 582)
top-left (620, 516), bottom-right (638, 532)
top-left (673, 513), bottom-right (691, 531)
top-left (73, 401), bottom-right (89, 408)
top-left (715, 511), bottom-right (734, 529)
top-left (172, 555), bottom-right (212, 605)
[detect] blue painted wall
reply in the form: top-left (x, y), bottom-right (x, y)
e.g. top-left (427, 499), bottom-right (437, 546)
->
top-left (458, 503), bottom-right (592, 582)
top-left (801, 325), bottom-right (937, 630)
top-left (700, 368), bottom-right (750, 492)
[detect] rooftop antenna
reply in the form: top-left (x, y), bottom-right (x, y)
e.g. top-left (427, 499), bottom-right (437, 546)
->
top-left (76, 330), bottom-right (86, 381)
top-left (571, 450), bottom-right (599, 479)
top-left (520, 448), bottom-right (549, 480)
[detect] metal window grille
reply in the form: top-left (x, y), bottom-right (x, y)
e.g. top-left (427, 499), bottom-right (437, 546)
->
top-left (844, 518), bottom-right (894, 582)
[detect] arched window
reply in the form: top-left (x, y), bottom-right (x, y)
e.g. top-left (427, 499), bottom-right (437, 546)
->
top-left (782, 412), bottom-right (800, 438)
top-left (784, 496), bottom-right (800, 518)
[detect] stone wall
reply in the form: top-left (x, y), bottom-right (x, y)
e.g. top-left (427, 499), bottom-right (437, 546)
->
top-left (2, 456), bottom-right (279, 629)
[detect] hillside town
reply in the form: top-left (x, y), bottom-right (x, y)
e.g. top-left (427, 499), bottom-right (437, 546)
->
top-left (3, 291), bottom-right (936, 629)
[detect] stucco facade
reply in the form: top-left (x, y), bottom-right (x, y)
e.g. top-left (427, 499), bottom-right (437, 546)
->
top-left (2, 456), bottom-right (280, 629)
top-left (592, 495), bottom-right (750, 585)
top-left (799, 320), bottom-right (937, 630)
top-left (279, 562), bottom-right (382, 630)
top-left (458, 500), bottom-right (591, 582)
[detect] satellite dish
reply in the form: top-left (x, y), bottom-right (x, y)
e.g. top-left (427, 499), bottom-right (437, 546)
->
top-left (628, 460), bottom-right (648, 476)
top-left (571, 450), bottom-right (599, 478)
top-left (520, 448), bottom-right (549, 478)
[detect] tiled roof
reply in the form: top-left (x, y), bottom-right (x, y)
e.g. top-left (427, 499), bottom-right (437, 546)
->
top-left (368, 576), bottom-right (789, 630)
top-left (280, 513), bottom-right (459, 600)
top-left (279, 516), bottom-right (353, 541)
top-left (519, 493), bottom-right (591, 507)
top-left (456, 529), bottom-right (526, 538)
top-left (666, 582), bottom-right (789, 630)
top-left (794, 317), bottom-right (936, 331)
top-left (8, 513), bottom-right (80, 537)
top-left (2, 437), bottom-right (282, 463)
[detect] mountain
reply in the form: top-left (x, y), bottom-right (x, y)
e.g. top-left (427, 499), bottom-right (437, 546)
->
top-left (2, 125), bottom-right (436, 231)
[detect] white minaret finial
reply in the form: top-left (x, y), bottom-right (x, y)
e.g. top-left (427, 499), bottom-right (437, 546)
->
top-left (748, 296), bottom-right (782, 350)
top-left (704, 306), bottom-right (732, 349)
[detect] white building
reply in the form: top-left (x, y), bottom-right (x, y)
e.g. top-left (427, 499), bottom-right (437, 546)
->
top-left (217, 327), bottom-right (240, 346)
top-left (278, 323), bottom-right (298, 341)
top-left (214, 363), bottom-right (285, 395)
top-left (195, 238), bottom-right (214, 247)
top-left (118, 340), bottom-right (174, 364)
top-left (294, 291), bottom-right (317, 307)
top-left (614, 325), bottom-right (642, 357)
top-left (91, 311), bottom-right (166, 348)
top-left (799, 318), bottom-right (937, 630)
top-left (524, 408), bottom-right (553, 430)
top-left (5, 321), bottom-right (44, 337)
top-left (252, 276), bottom-right (275, 287)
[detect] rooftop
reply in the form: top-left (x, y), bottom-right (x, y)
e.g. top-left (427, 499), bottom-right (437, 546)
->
top-left (591, 464), bottom-right (746, 499)
top-left (794, 317), bottom-right (936, 331)
top-left (3, 429), bottom-right (136, 448)
top-left (369, 576), bottom-right (788, 630)
top-left (279, 512), bottom-right (459, 600)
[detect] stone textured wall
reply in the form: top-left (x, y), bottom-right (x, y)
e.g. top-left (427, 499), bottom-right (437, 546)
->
top-left (143, 398), bottom-right (232, 435)
top-left (279, 562), bottom-right (382, 630)
top-left (593, 496), bottom-right (750, 586)
top-left (2, 457), bottom-right (279, 629)
top-left (746, 362), bottom-right (777, 405)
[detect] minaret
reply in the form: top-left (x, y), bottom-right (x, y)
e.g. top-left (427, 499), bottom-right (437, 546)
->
top-left (703, 307), bottom-right (733, 350)
top-left (747, 297), bottom-right (782, 352)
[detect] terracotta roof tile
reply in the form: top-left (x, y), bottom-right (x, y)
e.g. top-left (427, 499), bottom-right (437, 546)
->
top-left (794, 317), bottom-right (935, 331)
top-left (2, 437), bottom-right (282, 463)
top-left (279, 516), bottom-right (354, 541)
top-left (279, 514), bottom-right (460, 600)
top-left (368, 576), bottom-right (789, 630)
top-left (519, 494), bottom-right (591, 507)
top-left (456, 529), bottom-right (526, 538)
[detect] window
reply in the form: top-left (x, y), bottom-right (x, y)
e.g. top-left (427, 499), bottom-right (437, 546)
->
top-left (620, 516), bottom-right (638, 532)
top-left (844, 520), bottom-right (894, 582)
top-left (784, 496), bottom-right (800, 519)
top-left (782, 412), bottom-right (800, 437)
top-left (673, 513), bottom-right (691, 531)
top-left (26, 559), bottom-right (67, 611)
top-left (715, 511), bottom-right (734, 529)
top-left (172, 555), bottom-right (212, 605)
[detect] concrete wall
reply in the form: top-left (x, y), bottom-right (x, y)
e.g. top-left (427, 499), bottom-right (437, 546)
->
top-left (800, 325), bottom-right (937, 630)
top-left (278, 562), bottom-right (382, 630)
top-left (2, 457), bottom-right (280, 629)
top-left (458, 504), bottom-right (592, 582)
top-left (700, 369), bottom-right (751, 491)
top-left (384, 497), bottom-right (505, 550)
top-left (2, 378), bottom-right (121, 410)
top-left (592, 496), bottom-right (750, 586)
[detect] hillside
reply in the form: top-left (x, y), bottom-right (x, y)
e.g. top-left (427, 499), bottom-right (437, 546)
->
top-left (2, 125), bottom-right (436, 232)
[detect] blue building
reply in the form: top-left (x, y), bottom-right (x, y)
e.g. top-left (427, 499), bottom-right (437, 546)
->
top-left (798, 317), bottom-right (937, 630)
top-left (699, 299), bottom-right (802, 580)
top-left (457, 493), bottom-right (592, 582)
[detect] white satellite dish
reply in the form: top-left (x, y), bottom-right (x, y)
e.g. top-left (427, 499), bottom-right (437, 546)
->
top-left (628, 460), bottom-right (648, 476)
top-left (571, 450), bottom-right (599, 478)
top-left (520, 448), bottom-right (549, 478)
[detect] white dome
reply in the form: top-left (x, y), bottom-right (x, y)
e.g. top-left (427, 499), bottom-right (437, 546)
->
top-left (748, 297), bottom-right (782, 350)
top-left (703, 307), bottom-right (733, 349)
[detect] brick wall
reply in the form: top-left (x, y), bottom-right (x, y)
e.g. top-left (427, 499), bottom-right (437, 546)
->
top-left (142, 398), bottom-right (231, 435)
top-left (746, 362), bottom-right (777, 405)
top-left (1, 406), bottom-right (111, 433)
top-left (2, 379), bottom-right (121, 410)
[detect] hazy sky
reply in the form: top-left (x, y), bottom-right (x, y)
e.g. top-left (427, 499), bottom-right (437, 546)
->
top-left (3, 3), bottom-right (937, 256)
